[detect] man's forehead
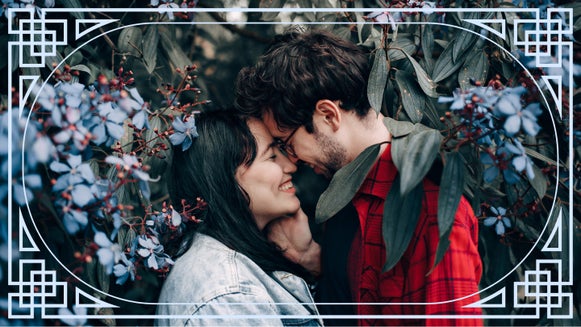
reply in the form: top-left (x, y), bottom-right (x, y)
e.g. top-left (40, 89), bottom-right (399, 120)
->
top-left (262, 111), bottom-right (289, 139)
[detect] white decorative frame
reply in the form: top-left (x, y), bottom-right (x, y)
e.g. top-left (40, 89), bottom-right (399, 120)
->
top-left (5, 5), bottom-right (575, 324)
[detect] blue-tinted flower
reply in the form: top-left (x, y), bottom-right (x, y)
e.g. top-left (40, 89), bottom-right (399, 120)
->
top-left (59, 204), bottom-right (88, 235)
top-left (119, 88), bottom-right (150, 130)
top-left (136, 236), bottom-right (173, 270)
top-left (505, 140), bottom-right (535, 180)
top-left (50, 155), bottom-right (96, 207)
top-left (169, 115), bottom-right (198, 151)
top-left (86, 101), bottom-right (127, 146)
top-left (158, 0), bottom-right (179, 20)
top-left (481, 145), bottom-right (521, 184)
top-left (105, 154), bottom-right (151, 199)
top-left (438, 89), bottom-right (466, 110)
top-left (94, 231), bottom-right (122, 275)
top-left (494, 87), bottom-right (541, 136)
top-left (58, 305), bottom-right (88, 326)
top-left (113, 252), bottom-right (136, 285)
top-left (483, 206), bottom-right (512, 235)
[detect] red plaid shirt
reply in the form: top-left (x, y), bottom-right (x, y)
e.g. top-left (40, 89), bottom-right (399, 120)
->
top-left (348, 144), bottom-right (483, 326)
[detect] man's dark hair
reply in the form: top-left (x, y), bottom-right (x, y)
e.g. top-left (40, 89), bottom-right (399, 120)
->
top-left (235, 29), bottom-right (371, 133)
top-left (169, 109), bottom-right (308, 279)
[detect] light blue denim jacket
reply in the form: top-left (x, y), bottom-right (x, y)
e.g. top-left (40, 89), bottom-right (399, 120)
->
top-left (156, 233), bottom-right (323, 326)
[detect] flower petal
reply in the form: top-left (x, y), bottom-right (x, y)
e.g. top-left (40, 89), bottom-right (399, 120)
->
top-left (495, 221), bottom-right (505, 235)
top-left (483, 217), bottom-right (497, 226)
top-left (50, 161), bottom-right (71, 173)
top-left (71, 184), bottom-right (94, 207)
top-left (503, 115), bottom-right (521, 136)
top-left (94, 231), bottom-right (112, 247)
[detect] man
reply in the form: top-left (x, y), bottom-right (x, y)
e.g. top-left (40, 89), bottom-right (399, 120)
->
top-left (236, 29), bottom-right (483, 326)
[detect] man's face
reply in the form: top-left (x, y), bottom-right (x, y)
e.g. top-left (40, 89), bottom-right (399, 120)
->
top-left (262, 111), bottom-right (347, 179)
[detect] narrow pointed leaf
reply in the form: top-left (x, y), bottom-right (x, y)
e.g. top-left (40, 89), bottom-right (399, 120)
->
top-left (387, 38), bottom-right (417, 62)
top-left (430, 151), bottom-right (465, 274)
top-left (382, 177), bottom-right (423, 272)
top-left (529, 164), bottom-right (547, 198)
top-left (432, 40), bottom-right (468, 83)
top-left (525, 147), bottom-right (560, 167)
top-left (452, 30), bottom-right (477, 63)
top-left (143, 25), bottom-right (159, 74)
top-left (383, 117), bottom-right (414, 138)
top-left (397, 49), bottom-right (439, 98)
top-left (367, 49), bottom-right (388, 114)
top-left (392, 126), bottom-right (442, 195)
top-left (117, 27), bottom-right (143, 57)
top-left (421, 24), bottom-right (435, 74)
top-left (159, 25), bottom-right (193, 71)
top-left (316, 143), bottom-right (381, 223)
top-left (394, 69), bottom-right (425, 123)
top-left (458, 49), bottom-right (489, 90)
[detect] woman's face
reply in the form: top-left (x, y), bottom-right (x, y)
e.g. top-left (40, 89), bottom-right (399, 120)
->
top-left (236, 118), bottom-right (300, 230)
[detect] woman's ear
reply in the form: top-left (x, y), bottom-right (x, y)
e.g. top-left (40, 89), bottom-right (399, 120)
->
top-left (314, 100), bottom-right (341, 131)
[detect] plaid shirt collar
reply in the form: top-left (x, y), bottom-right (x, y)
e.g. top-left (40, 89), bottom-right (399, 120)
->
top-left (356, 143), bottom-right (397, 199)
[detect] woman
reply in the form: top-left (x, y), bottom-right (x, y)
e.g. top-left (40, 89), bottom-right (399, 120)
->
top-left (156, 109), bottom-right (322, 326)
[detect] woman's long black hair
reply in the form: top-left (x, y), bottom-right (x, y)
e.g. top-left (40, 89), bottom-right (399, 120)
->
top-left (169, 109), bottom-right (309, 279)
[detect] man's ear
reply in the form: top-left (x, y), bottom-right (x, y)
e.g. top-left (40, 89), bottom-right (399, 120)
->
top-left (314, 100), bottom-right (341, 131)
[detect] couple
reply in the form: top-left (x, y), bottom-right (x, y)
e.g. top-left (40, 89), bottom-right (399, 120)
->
top-left (156, 30), bottom-right (483, 326)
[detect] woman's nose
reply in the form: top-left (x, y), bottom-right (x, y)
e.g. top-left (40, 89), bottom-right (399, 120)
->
top-left (280, 154), bottom-right (298, 174)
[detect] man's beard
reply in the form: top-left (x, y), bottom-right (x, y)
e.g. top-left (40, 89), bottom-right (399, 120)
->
top-left (314, 129), bottom-right (347, 179)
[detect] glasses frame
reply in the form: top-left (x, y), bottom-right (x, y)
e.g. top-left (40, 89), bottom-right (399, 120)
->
top-left (275, 127), bottom-right (299, 158)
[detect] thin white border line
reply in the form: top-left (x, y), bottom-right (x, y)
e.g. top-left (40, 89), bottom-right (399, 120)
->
top-left (30, 7), bottom-right (541, 13)
top-left (6, 5), bottom-right (574, 321)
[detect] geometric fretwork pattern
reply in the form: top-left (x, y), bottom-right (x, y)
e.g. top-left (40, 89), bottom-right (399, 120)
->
top-left (8, 8), bottom-right (67, 68)
top-left (513, 8), bottom-right (573, 68)
top-left (8, 259), bottom-right (68, 319)
top-left (514, 259), bottom-right (573, 319)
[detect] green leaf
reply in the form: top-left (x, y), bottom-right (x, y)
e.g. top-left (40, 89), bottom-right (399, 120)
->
top-left (391, 125), bottom-right (442, 195)
top-left (70, 64), bottom-right (92, 76)
top-left (260, 0), bottom-right (287, 21)
top-left (432, 40), bottom-right (468, 83)
top-left (397, 49), bottom-right (439, 98)
top-left (117, 26), bottom-right (143, 56)
top-left (367, 49), bottom-right (388, 115)
top-left (421, 24), bottom-right (435, 75)
top-left (394, 69), bottom-right (425, 123)
top-left (142, 116), bottom-right (170, 181)
top-left (142, 25), bottom-right (160, 74)
top-left (458, 49), bottom-right (489, 90)
top-left (387, 38), bottom-right (417, 61)
top-left (120, 120), bottom-right (134, 154)
top-left (315, 143), bottom-right (382, 223)
top-left (383, 117), bottom-right (414, 138)
top-left (64, 46), bottom-right (83, 67)
top-left (525, 147), bottom-right (560, 167)
top-left (530, 164), bottom-right (547, 199)
top-left (382, 176), bottom-right (423, 272)
top-left (159, 25), bottom-right (192, 71)
top-left (357, 21), bottom-right (372, 45)
top-left (452, 30), bottom-right (477, 63)
top-left (424, 99), bottom-right (445, 130)
top-left (430, 151), bottom-right (465, 274)
top-left (57, 0), bottom-right (84, 19)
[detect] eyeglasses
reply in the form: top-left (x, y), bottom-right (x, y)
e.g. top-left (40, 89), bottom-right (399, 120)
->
top-left (275, 127), bottom-right (299, 158)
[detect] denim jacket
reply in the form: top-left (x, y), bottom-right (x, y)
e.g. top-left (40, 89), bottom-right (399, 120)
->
top-left (156, 233), bottom-right (323, 326)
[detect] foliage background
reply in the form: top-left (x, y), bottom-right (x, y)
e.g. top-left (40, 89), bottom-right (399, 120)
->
top-left (0, 0), bottom-right (580, 326)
